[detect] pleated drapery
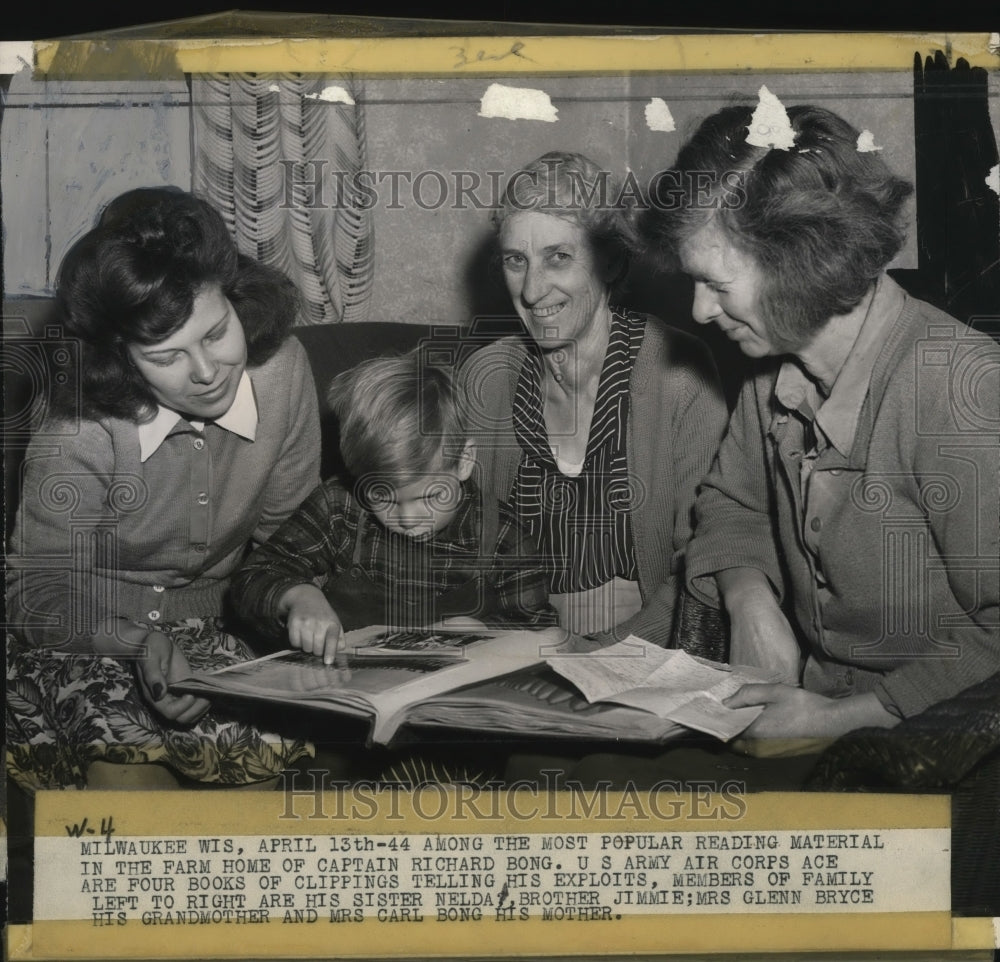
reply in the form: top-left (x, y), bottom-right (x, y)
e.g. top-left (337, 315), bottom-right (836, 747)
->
top-left (192, 74), bottom-right (374, 325)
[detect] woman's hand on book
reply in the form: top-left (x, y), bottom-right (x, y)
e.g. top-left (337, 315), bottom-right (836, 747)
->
top-left (725, 686), bottom-right (899, 752)
top-left (278, 585), bottom-right (345, 666)
top-left (135, 630), bottom-right (211, 725)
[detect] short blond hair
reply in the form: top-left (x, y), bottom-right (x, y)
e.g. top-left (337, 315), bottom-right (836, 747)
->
top-left (327, 348), bottom-right (467, 484)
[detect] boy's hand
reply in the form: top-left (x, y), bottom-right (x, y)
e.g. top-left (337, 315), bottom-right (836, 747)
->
top-left (278, 585), bottom-right (344, 666)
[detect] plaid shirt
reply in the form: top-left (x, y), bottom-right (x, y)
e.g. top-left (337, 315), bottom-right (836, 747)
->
top-left (231, 476), bottom-right (558, 639)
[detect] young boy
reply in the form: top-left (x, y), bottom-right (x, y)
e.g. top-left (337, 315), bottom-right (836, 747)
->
top-left (230, 348), bottom-right (558, 663)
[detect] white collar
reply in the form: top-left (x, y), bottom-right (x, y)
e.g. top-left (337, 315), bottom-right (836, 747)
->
top-left (137, 370), bottom-right (257, 462)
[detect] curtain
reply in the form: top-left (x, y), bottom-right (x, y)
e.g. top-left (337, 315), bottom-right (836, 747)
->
top-left (191, 73), bottom-right (374, 325)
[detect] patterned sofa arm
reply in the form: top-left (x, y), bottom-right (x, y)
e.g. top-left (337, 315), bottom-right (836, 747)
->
top-left (672, 590), bottom-right (729, 662)
top-left (806, 670), bottom-right (1000, 917)
top-left (806, 670), bottom-right (1000, 791)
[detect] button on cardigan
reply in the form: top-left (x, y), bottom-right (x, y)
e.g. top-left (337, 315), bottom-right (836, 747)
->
top-left (7, 336), bottom-right (321, 649)
top-left (686, 277), bottom-right (1000, 718)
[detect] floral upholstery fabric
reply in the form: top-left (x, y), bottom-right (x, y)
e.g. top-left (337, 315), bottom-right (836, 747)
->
top-left (6, 618), bottom-right (311, 791)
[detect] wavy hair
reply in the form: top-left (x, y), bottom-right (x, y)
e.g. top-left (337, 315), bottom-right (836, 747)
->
top-left (492, 151), bottom-right (638, 289)
top-left (640, 105), bottom-right (914, 346)
top-left (326, 348), bottom-right (467, 489)
top-left (54, 187), bottom-right (300, 422)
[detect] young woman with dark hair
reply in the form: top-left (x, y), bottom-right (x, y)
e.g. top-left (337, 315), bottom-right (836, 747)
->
top-left (54, 187), bottom-right (298, 421)
top-left (7, 188), bottom-right (321, 788)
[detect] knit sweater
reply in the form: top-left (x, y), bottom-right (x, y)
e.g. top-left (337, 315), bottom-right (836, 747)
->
top-left (686, 277), bottom-right (1000, 718)
top-left (462, 315), bottom-right (728, 646)
top-left (7, 336), bottom-right (321, 649)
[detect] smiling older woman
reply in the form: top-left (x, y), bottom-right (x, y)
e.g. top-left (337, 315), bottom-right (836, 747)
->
top-left (461, 151), bottom-right (728, 647)
top-left (641, 104), bottom-right (1000, 745)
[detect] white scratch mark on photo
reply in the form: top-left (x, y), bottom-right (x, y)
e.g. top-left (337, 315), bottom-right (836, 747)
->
top-left (857, 129), bottom-right (883, 152)
top-left (478, 83), bottom-right (558, 122)
top-left (0, 42), bottom-right (33, 74)
top-left (986, 164), bottom-right (1000, 197)
top-left (746, 85), bottom-right (796, 150)
top-left (645, 98), bottom-right (676, 132)
top-left (305, 86), bottom-right (356, 105)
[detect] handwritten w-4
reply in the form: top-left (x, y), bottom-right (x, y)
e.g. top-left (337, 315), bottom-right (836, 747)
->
top-left (65, 815), bottom-right (117, 842)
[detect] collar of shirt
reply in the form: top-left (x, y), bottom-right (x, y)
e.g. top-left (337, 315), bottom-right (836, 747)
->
top-left (773, 275), bottom-right (903, 457)
top-left (513, 308), bottom-right (642, 465)
top-left (137, 370), bottom-right (258, 462)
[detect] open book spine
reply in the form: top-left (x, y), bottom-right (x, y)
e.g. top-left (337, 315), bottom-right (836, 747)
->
top-left (368, 627), bottom-right (563, 744)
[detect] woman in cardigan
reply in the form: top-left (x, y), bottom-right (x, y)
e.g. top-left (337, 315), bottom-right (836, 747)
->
top-left (6, 188), bottom-right (320, 788)
top-left (639, 104), bottom-right (1000, 745)
top-left (462, 151), bottom-right (728, 647)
